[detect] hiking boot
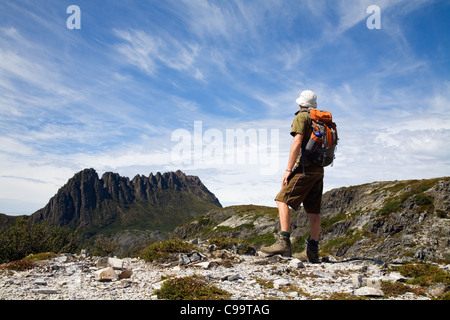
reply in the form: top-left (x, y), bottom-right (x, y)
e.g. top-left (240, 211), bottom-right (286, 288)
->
top-left (260, 234), bottom-right (291, 257)
top-left (306, 238), bottom-right (320, 263)
top-left (293, 238), bottom-right (320, 263)
top-left (292, 250), bottom-right (308, 261)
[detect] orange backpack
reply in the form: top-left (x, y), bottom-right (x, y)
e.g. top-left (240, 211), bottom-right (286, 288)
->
top-left (303, 109), bottom-right (338, 167)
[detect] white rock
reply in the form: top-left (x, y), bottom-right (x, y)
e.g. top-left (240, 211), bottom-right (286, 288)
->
top-left (193, 261), bottom-right (211, 269)
top-left (55, 255), bottom-right (68, 263)
top-left (152, 280), bottom-right (166, 290)
top-left (351, 274), bottom-right (364, 288)
top-left (354, 286), bottom-right (384, 297)
top-left (365, 277), bottom-right (381, 289)
top-left (171, 265), bottom-right (181, 271)
top-left (34, 278), bottom-right (47, 286)
top-left (273, 278), bottom-right (290, 289)
top-left (94, 267), bottom-right (118, 282)
top-left (228, 274), bottom-right (242, 281)
top-left (380, 272), bottom-right (407, 282)
top-left (289, 258), bottom-right (304, 269)
top-left (428, 283), bottom-right (449, 297)
top-left (108, 257), bottom-right (124, 269)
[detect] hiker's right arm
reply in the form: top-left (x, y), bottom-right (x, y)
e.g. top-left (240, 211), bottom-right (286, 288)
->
top-left (287, 133), bottom-right (303, 171)
top-left (282, 133), bottom-right (303, 185)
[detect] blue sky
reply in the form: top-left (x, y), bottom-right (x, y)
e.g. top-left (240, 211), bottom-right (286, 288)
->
top-left (1, 0), bottom-right (449, 215)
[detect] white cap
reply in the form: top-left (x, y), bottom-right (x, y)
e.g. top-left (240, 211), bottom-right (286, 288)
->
top-left (296, 90), bottom-right (317, 109)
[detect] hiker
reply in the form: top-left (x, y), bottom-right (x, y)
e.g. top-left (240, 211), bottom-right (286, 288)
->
top-left (261, 90), bottom-right (324, 263)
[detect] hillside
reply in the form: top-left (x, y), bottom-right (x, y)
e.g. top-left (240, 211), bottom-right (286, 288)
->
top-left (173, 177), bottom-right (450, 263)
top-left (0, 213), bottom-right (26, 230)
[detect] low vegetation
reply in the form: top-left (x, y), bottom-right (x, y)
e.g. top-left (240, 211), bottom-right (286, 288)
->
top-left (139, 238), bottom-right (195, 262)
top-left (380, 263), bottom-right (450, 300)
top-left (381, 280), bottom-right (427, 297)
top-left (208, 236), bottom-right (253, 254)
top-left (154, 275), bottom-right (231, 300)
top-left (393, 263), bottom-right (450, 286)
top-left (0, 258), bottom-right (36, 271)
top-left (0, 218), bottom-right (78, 264)
top-left (376, 178), bottom-right (444, 216)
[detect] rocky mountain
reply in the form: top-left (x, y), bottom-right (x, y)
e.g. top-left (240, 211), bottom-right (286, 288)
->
top-left (30, 169), bottom-right (221, 241)
top-left (173, 177), bottom-right (450, 263)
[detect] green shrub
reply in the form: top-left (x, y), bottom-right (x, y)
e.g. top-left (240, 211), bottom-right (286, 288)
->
top-left (1, 258), bottom-right (36, 271)
top-left (154, 275), bottom-right (231, 300)
top-left (25, 252), bottom-right (58, 261)
top-left (394, 263), bottom-right (450, 286)
top-left (377, 200), bottom-right (401, 216)
top-left (321, 212), bottom-right (347, 230)
top-left (414, 194), bottom-right (433, 206)
top-left (89, 237), bottom-right (119, 257)
top-left (436, 209), bottom-right (447, 219)
top-left (0, 218), bottom-right (78, 264)
top-left (140, 238), bottom-right (194, 262)
top-left (381, 281), bottom-right (426, 297)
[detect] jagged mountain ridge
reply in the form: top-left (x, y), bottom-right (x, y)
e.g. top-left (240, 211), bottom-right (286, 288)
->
top-left (30, 168), bottom-right (221, 234)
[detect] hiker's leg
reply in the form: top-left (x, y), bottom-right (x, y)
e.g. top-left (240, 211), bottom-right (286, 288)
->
top-left (303, 173), bottom-right (323, 241)
top-left (308, 213), bottom-right (320, 240)
top-left (260, 200), bottom-right (292, 257)
top-left (276, 200), bottom-right (290, 232)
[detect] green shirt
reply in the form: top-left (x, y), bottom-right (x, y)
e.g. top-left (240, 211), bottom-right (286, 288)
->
top-left (291, 109), bottom-right (312, 138)
top-left (290, 109), bottom-right (313, 167)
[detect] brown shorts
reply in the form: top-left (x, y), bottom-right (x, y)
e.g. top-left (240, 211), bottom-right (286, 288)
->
top-left (275, 164), bottom-right (324, 213)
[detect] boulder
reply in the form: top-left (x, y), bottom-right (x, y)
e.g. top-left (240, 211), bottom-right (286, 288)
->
top-left (428, 283), bottom-right (449, 298)
top-left (94, 267), bottom-right (118, 282)
top-left (118, 269), bottom-right (133, 279)
top-left (179, 250), bottom-right (206, 265)
top-left (108, 257), bottom-right (124, 269)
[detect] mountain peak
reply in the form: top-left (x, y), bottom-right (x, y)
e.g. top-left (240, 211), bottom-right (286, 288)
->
top-left (31, 169), bottom-right (221, 232)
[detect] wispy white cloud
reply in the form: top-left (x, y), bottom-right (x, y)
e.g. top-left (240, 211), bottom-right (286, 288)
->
top-left (175, 0), bottom-right (241, 41)
top-left (114, 28), bottom-right (204, 81)
top-left (0, 136), bottom-right (33, 156)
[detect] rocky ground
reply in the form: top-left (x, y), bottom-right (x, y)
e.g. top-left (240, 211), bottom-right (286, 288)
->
top-left (1, 247), bottom-right (448, 301)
